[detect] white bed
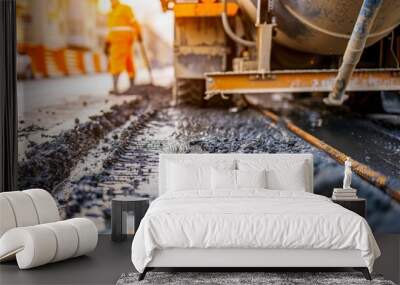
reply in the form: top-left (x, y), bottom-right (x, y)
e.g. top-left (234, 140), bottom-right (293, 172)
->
top-left (131, 154), bottom-right (380, 280)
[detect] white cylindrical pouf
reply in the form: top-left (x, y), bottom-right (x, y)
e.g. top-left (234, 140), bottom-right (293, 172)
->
top-left (67, 218), bottom-right (98, 257)
top-left (1, 192), bottom-right (39, 227)
top-left (0, 196), bottom-right (17, 237)
top-left (23, 189), bottom-right (60, 224)
top-left (43, 221), bottom-right (79, 262)
top-left (0, 226), bottom-right (57, 269)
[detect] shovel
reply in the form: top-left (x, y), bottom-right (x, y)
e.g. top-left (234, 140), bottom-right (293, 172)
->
top-left (138, 40), bottom-right (154, 85)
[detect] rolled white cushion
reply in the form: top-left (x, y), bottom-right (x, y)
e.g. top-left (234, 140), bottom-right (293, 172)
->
top-left (0, 196), bottom-right (17, 237)
top-left (43, 222), bottom-right (79, 262)
top-left (66, 218), bottom-right (98, 257)
top-left (0, 218), bottom-right (98, 269)
top-left (0, 191), bottom-right (39, 227)
top-left (23, 189), bottom-right (60, 224)
top-left (236, 169), bottom-right (267, 189)
top-left (0, 226), bottom-right (57, 269)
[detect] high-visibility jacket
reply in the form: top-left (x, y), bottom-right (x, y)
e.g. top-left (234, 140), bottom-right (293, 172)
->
top-left (107, 3), bottom-right (141, 77)
top-left (107, 4), bottom-right (141, 44)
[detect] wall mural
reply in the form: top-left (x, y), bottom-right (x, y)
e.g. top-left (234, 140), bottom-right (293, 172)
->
top-left (17, 0), bottom-right (400, 234)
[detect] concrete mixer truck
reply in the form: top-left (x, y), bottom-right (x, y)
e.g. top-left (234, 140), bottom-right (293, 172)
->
top-left (161, 0), bottom-right (400, 112)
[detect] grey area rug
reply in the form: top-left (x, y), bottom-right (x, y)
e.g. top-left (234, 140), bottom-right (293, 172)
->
top-left (116, 272), bottom-right (395, 285)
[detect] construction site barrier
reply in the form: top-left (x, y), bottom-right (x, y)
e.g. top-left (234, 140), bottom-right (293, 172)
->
top-left (19, 45), bottom-right (108, 78)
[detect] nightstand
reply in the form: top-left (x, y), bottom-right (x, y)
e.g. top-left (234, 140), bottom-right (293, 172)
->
top-left (111, 196), bottom-right (150, 242)
top-left (331, 198), bottom-right (366, 218)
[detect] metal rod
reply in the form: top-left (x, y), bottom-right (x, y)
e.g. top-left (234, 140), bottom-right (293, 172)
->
top-left (324, 0), bottom-right (383, 106)
top-left (254, 107), bottom-right (400, 202)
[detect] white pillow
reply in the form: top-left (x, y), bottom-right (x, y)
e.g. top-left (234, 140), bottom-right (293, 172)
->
top-left (236, 169), bottom-right (267, 189)
top-left (167, 162), bottom-right (210, 191)
top-left (165, 158), bottom-right (236, 193)
top-left (238, 158), bottom-right (308, 191)
top-left (211, 168), bottom-right (268, 191)
top-left (211, 168), bottom-right (236, 191)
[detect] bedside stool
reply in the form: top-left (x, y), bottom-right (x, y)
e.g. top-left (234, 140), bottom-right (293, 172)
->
top-left (112, 196), bottom-right (150, 242)
top-left (331, 198), bottom-right (366, 218)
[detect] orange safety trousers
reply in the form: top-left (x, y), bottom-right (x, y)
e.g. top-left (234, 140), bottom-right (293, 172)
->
top-left (109, 32), bottom-right (135, 78)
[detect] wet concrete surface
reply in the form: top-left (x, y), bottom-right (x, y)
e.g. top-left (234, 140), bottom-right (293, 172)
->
top-left (17, 93), bottom-right (140, 162)
top-left (17, 85), bottom-right (400, 233)
top-left (17, 69), bottom-right (173, 161)
top-left (26, 95), bottom-right (397, 233)
top-left (281, 99), bottom-right (400, 180)
top-left (18, 99), bottom-right (143, 191)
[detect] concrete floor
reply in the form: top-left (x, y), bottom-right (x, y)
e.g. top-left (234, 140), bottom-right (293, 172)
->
top-left (1, 235), bottom-right (398, 285)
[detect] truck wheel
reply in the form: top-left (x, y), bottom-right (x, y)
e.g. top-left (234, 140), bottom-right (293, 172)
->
top-left (173, 79), bottom-right (205, 107)
top-left (173, 79), bottom-right (232, 107)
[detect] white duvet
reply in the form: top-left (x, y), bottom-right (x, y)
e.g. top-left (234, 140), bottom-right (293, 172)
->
top-left (131, 190), bottom-right (380, 273)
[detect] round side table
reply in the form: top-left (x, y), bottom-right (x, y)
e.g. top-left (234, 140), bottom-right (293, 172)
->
top-left (111, 196), bottom-right (150, 242)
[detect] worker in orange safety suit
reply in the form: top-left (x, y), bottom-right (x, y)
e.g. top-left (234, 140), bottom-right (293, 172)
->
top-left (107, 0), bottom-right (142, 95)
